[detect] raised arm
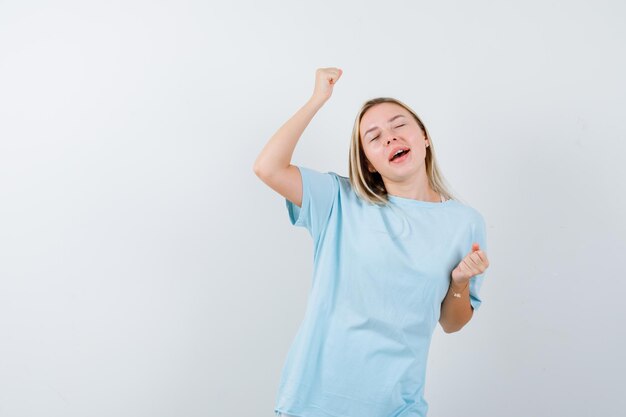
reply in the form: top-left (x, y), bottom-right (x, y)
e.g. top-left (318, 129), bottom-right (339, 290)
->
top-left (252, 67), bottom-right (342, 208)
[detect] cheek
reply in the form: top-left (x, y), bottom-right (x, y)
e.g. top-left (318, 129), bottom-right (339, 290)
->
top-left (366, 147), bottom-right (384, 164)
top-left (363, 148), bottom-right (382, 169)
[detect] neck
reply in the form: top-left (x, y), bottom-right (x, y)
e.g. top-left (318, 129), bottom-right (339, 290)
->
top-left (383, 171), bottom-right (439, 202)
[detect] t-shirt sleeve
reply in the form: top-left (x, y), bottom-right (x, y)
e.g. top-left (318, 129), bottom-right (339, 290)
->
top-left (285, 165), bottom-right (339, 242)
top-left (469, 213), bottom-right (488, 311)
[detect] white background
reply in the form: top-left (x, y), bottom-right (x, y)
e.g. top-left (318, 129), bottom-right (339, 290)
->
top-left (1, 1), bottom-right (625, 416)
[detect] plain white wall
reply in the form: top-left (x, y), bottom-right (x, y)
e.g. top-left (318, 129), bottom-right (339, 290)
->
top-left (1, 1), bottom-right (625, 416)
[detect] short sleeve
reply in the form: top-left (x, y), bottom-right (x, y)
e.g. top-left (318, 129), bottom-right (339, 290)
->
top-left (469, 213), bottom-right (488, 311)
top-left (285, 165), bottom-right (339, 242)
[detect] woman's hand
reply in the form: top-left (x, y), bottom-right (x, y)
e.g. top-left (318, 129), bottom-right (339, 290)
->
top-left (451, 243), bottom-right (490, 285)
top-left (311, 67), bottom-right (343, 104)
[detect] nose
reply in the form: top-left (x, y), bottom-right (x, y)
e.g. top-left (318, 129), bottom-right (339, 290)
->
top-left (385, 137), bottom-right (397, 145)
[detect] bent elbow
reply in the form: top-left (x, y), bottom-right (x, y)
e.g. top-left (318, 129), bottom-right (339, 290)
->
top-left (442, 323), bottom-right (465, 334)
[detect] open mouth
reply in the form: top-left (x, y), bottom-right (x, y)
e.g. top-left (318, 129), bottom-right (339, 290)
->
top-left (390, 149), bottom-right (410, 163)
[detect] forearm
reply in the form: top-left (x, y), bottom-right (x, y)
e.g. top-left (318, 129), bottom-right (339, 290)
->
top-left (439, 279), bottom-right (473, 333)
top-left (253, 97), bottom-right (326, 175)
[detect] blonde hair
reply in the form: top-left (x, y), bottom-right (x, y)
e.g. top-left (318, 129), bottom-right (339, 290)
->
top-left (348, 97), bottom-right (461, 207)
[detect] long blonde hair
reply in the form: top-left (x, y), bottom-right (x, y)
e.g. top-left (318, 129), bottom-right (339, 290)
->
top-left (348, 97), bottom-right (460, 207)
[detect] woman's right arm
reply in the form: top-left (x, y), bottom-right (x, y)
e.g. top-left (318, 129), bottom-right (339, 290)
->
top-left (252, 67), bottom-right (342, 208)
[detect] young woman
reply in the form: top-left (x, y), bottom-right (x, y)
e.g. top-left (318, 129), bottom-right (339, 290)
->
top-left (253, 68), bottom-right (490, 417)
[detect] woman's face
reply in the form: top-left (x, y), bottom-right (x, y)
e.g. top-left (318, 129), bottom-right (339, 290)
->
top-left (359, 102), bottom-right (428, 180)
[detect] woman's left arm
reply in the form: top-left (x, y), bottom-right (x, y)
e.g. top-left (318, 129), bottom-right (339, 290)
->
top-left (439, 243), bottom-right (489, 333)
top-left (439, 280), bottom-right (473, 333)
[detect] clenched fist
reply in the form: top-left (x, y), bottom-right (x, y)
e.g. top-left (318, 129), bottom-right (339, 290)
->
top-left (451, 243), bottom-right (489, 285)
top-left (311, 67), bottom-right (343, 104)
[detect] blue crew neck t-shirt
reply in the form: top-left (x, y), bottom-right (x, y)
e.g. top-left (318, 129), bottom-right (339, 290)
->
top-left (274, 166), bottom-right (488, 417)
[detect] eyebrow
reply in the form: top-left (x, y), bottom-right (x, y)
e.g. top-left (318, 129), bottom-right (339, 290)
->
top-left (363, 114), bottom-right (406, 137)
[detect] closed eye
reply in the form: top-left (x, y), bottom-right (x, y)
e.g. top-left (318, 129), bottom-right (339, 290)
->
top-left (369, 124), bottom-right (406, 141)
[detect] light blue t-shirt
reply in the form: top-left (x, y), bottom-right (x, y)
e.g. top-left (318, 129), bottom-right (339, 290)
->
top-left (274, 166), bottom-right (488, 417)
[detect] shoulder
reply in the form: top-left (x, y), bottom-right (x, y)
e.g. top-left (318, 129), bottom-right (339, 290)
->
top-left (323, 171), bottom-right (371, 209)
top-left (326, 171), bottom-right (351, 193)
top-left (449, 200), bottom-right (486, 225)
top-left (327, 170), bottom-right (348, 181)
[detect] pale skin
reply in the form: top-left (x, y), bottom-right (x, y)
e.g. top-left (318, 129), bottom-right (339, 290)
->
top-left (360, 98), bottom-right (490, 333)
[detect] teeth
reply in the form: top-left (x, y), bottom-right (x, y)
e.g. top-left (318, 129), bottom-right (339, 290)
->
top-left (391, 149), bottom-right (408, 161)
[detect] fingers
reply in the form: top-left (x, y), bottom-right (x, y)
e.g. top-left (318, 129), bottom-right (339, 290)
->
top-left (327, 68), bottom-right (342, 84)
top-left (472, 250), bottom-right (488, 264)
top-left (322, 67), bottom-right (342, 76)
top-left (465, 251), bottom-right (489, 275)
top-left (318, 67), bottom-right (342, 82)
top-left (455, 247), bottom-right (489, 281)
top-left (312, 67), bottom-right (343, 101)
